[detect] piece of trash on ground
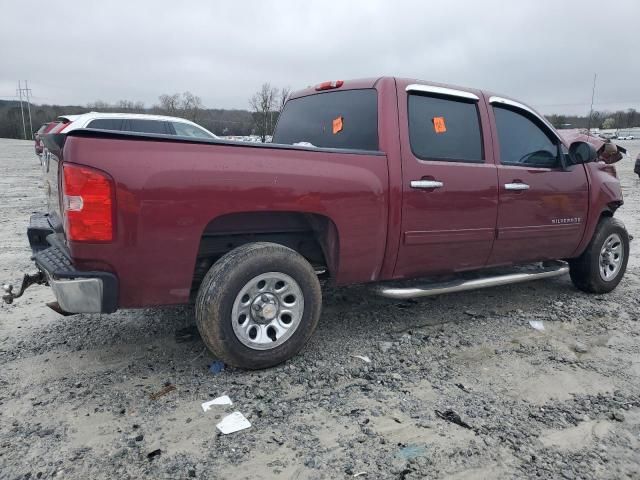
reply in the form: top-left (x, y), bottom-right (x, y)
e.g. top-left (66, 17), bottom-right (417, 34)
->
top-left (455, 383), bottom-right (471, 393)
top-left (147, 449), bottom-right (162, 460)
top-left (216, 411), bottom-right (251, 434)
top-left (529, 320), bottom-right (545, 331)
top-left (352, 355), bottom-right (371, 363)
top-left (435, 409), bottom-right (473, 430)
top-left (209, 360), bottom-right (225, 374)
top-left (397, 444), bottom-right (426, 460)
top-left (149, 384), bottom-right (176, 400)
top-left (202, 395), bottom-right (233, 412)
top-left (353, 472), bottom-right (368, 478)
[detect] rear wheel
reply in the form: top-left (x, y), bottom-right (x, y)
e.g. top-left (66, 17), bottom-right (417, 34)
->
top-left (195, 242), bottom-right (322, 369)
top-left (569, 217), bottom-right (629, 294)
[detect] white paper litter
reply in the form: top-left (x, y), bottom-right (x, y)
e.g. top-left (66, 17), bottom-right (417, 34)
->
top-left (216, 411), bottom-right (251, 434)
top-left (201, 395), bottom-right (233, 412)
top-left (352, 355), bottom-right (372, 363)
top-left (529, 320), bottom-right (545, 331)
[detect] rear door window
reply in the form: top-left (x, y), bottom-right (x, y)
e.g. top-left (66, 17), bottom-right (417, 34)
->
top-left (408, 94), bottom-right (483, 163)
top-left (493, 106), bottom-right (560, 168)
top-left (125, 119), bottom-right (169, 134)
top-left (273, 89), bottom-right (378, 151)
top-left (172, 121), bottom-right (213, 138)
top-left (87, 118), bottom-right (125, 130)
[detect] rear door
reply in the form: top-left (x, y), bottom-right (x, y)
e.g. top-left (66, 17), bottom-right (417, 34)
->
top-left (486, 97), bottom-right (589, 266)
top-left (394, 84), bottom-right (499, 278)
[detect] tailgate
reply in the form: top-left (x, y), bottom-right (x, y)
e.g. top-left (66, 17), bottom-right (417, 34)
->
top-left (41, 133), bottom-right (66, 233)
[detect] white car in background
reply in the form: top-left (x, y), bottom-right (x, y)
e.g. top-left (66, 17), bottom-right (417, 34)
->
top-left (617, 135), bottom-right (635, 140)
top-left (58, 112), bottom-right (218, 139)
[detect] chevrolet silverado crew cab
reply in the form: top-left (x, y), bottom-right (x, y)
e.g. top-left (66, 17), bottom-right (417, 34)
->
top-left (4, 77), bottom-right (629, 369)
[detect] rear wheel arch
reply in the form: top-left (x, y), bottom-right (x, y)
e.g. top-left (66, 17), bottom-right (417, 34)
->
top-left (190, 211), bottom-right (340, 295)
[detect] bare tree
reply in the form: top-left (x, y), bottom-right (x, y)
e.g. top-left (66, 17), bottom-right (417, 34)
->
top-left (86, 100), bottom-right (111, 110)
top-left (249, 83), bottom-right (278, 142)
top-left (278, 86), bottom-right (292, 112)
top-left (181, 91), bottom-right (203, 121)
top-left (158, 93), bottom-right (181, 115)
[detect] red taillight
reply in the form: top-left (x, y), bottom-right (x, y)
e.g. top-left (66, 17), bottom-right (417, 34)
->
top-left (62, 163), bottom-right (114, 242)
top-left (315, 80), bottom-right (344, 91)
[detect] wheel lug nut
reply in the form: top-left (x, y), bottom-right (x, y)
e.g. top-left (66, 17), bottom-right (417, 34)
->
top-left (261, 294), bottom-right (269, 302)
top-left (252, 304), bottom-right (261, 311)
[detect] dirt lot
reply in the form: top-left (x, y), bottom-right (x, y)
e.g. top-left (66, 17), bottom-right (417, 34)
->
top-left (1, 138), bottom-right (639, 480)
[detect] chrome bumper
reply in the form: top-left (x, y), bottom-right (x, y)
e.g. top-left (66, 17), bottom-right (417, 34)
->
top-left (29, 213), bottom-right (118, 313)
top-left (49, 275), bottom-right (105, 313)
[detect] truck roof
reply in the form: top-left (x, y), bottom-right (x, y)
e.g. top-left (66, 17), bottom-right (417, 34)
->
top-left (292, 76), bottom-right (498, 104)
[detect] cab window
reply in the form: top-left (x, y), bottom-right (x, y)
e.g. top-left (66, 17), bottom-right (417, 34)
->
top-left (273, 89), bottom-right (378, 151)
top-left (408, 94), bottom-right (483, 163)
top-left (493, 106), bottom-right (560, 168)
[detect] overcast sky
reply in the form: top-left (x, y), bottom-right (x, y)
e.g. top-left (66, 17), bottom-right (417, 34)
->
top-left (1, 0), bottom-right (638, 115)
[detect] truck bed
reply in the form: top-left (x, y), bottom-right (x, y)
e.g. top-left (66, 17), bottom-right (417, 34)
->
top-left (47, 129), bottom-right (390, 307)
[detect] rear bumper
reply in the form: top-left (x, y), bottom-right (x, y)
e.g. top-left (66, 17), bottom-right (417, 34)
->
top-left (28, 213), bottom-right (119, 313)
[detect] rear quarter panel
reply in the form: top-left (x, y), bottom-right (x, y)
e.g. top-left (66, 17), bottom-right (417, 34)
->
top-left (63, 137), bottom-right (389, 307)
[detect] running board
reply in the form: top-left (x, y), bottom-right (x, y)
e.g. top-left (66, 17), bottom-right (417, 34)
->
top-left (374, 261), bottom-right (569, 299)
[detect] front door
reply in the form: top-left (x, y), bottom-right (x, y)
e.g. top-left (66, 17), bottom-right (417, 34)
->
top-left (487, 99), bottom-right (589, 266)
top-left (394, 84), bottom-right (499, 279)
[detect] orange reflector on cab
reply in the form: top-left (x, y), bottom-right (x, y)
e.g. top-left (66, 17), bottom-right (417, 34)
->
top-left (315, 80), bottom-right (344, 91)
top-left (433, 116), bottom-right (447, 134)
top-left (332, 116), bottom-right (343, 134)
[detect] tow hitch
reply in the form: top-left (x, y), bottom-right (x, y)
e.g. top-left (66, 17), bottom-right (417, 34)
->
top-left (2, 271), bottom-right (46, 305)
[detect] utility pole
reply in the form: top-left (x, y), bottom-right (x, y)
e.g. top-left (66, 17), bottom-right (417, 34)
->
top-left (24, 80), bottom-right (34, 139)
top-left (587, 73), bottom-right (597, 133)
top-left (17, 80), bottom-right (27, 140)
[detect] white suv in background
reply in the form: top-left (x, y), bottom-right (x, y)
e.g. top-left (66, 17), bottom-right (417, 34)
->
top-left (58, 112), bottom-right (218, 139)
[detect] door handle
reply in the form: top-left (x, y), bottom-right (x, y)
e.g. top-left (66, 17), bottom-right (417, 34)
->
top-left (504, 182), bottom-right (530, 191)
top-left (411, 180), bottom-right (444, 189)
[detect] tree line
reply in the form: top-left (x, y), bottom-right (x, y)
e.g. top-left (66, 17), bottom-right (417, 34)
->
top-left (0, 91), bottom-right (257, 139)
top-left (547, 109), bottom-right (639, 130)
top-left (0, 84), bottom-right (293, 141)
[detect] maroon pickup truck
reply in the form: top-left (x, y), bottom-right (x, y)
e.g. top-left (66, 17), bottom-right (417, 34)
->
top-left (4, 77), bottom-right (629, 369)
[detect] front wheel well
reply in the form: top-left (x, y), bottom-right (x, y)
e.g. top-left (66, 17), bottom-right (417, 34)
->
top-left (190, 211), bottom-right (339, 296)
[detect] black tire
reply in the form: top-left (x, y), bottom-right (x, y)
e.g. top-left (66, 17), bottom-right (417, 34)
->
top-left (569, 217), bottom-right (629, 294)
top-left (195, 242), bottom-right (322, 369)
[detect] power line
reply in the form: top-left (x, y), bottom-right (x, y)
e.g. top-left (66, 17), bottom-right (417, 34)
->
top-left (15, 81), bottom-right (35, 139)
top-left (16, 81), bottom-right (26, 139)
top-left (587, 73), bottom-right (597, 132)
top-left (24, 81), bottom-right (34, 138)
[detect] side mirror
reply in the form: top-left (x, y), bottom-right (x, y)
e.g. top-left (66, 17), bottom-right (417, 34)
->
top-left (569, 141), bottom-right (597, 164)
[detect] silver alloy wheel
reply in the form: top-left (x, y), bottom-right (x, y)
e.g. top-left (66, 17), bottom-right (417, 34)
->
top-left (231, 272), bottom-right (304, 350)
top-left (599, 233), bottom-right (624, 281)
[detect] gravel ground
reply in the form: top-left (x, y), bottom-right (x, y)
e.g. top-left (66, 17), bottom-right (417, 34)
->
top-left (1, 138), bottom-right (639, 480)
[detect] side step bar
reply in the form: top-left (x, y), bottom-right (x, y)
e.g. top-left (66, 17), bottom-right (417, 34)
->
top-left (374, 261), bottom-right (569, 299)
